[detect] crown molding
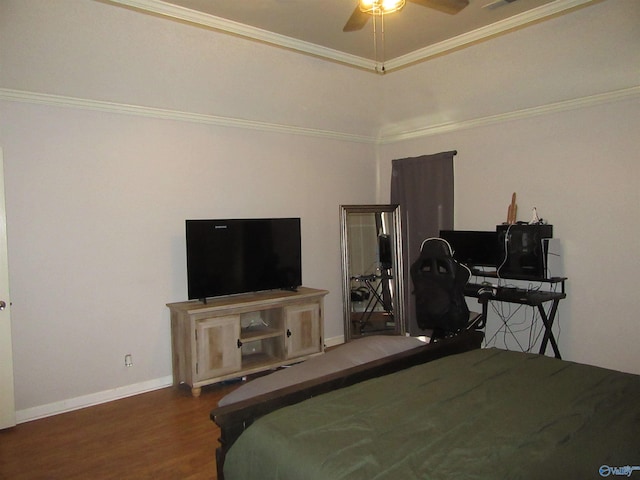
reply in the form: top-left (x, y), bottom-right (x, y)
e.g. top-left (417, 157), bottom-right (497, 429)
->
top-left (0, 88), bottom-right (374, 144)
top-left (378, 85), bottom-right (640, 144)
top-left (103, 0), bottom-right (595, 74)
top-left (2, 86), bottom-right (637, 144)
top-left (383, 0), bottom-right (595, 72)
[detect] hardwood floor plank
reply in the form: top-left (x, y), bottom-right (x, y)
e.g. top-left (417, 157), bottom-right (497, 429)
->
top-left (0, 383), bottom-right (239, 479)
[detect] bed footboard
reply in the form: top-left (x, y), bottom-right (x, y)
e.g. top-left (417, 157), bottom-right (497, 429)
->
top-left (211, 330), bottom-right (483, 480)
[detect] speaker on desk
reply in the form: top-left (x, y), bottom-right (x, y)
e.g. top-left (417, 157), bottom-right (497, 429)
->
top-left (545, 238), bottom-right (563, 279)
top-left (497, 224), bottom-right (553, 279)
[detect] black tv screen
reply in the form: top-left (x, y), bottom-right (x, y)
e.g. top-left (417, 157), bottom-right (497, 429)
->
top-left (186, 218), bottom-right (302, 300)
top-left (439, 230), bottom-right (500, 268)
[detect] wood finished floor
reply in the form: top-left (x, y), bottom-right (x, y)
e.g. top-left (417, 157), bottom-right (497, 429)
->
top-left (0, 383), bottom-right (239, 480)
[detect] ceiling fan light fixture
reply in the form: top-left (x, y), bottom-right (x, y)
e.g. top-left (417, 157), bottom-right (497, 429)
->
top-left (359, 0), bottom-right (406, 16)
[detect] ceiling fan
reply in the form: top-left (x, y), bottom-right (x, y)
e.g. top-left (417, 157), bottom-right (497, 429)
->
top-left (343, 0), bottom-right (469, 32)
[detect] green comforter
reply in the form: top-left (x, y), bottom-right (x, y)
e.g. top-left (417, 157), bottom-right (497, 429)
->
top-left (224, 348), bottom-right (640, 480)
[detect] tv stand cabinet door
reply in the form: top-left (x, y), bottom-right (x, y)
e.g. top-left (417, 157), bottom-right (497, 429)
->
top-left (195, 316), bottom-right (241, 382)
top-left (285, 302), bottom-right (322, 359)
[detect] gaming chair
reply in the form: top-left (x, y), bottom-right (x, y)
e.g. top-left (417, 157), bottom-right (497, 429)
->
top-left (410, 238), bottom-right (484, 341)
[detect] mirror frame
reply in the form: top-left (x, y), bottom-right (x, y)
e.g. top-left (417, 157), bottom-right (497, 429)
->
top-left (340, 204), bottom-right (405, 341)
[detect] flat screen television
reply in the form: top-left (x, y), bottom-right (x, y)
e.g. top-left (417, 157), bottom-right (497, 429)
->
top-left (186, 218), bottom-right (302, 301)
top-left (439, 230), bottom-right (500, 268)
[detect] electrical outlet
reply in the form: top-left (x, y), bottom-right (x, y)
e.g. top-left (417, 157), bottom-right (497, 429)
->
top-left (124, 354), bottom-right (133, 367)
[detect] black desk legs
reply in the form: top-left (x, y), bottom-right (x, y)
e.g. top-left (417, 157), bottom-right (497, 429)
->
top-left (477, 297), bottom-right (562, 359)
top-left (466, 283), bottom-right (565, 358)
top-left (538, 299), bottom-right (562, 359)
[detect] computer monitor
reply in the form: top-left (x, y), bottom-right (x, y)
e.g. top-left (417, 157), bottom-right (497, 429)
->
top-left (439, 230), bottom-right (500, 268)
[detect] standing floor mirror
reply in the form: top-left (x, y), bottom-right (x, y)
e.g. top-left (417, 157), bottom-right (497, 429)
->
top-left (340, 205), bottom-right (405, 341)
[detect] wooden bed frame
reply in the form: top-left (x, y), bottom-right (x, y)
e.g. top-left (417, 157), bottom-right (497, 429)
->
top-left (210, 330), bottom-right (484, 480)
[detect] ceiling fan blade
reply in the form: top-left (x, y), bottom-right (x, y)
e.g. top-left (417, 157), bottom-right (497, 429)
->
top-left (409, 0), bottom-right (469, 15)
top-left (343, 5), bottom-right (370, 32)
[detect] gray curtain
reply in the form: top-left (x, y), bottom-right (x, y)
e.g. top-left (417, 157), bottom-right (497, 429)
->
top-left (390, 151), bottom-right (456, 335)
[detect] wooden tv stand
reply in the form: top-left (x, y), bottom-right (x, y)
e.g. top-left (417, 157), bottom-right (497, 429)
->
top-left (167, 287), bottom-right (328, 397)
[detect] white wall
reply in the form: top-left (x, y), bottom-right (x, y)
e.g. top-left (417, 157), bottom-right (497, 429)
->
top-left (0, 0), bottom-right (379, 416)
top-left (376, 0), bottom-right (639, 139)
top-left (0, 0), bottom-right (384, 138)
top-left (378, 0), bottom-right (640, 374)
top-left (1, 0), bottom-right (638, 418)
top-left (380, 98), bottom-right (640, 375)
top-left (0, 100), bottom-right (378, 414)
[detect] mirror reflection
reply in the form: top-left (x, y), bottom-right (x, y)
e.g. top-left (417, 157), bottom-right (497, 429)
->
top-left (340, 205), bottom-right (404, 341)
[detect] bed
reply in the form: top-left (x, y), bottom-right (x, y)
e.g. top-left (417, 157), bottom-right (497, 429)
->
top-left (211, 331), bottom-right (640, 479)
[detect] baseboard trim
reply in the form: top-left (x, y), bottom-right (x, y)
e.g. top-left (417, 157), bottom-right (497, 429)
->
top-left (324, 334), bottom-right (345, 348)
top-left (15, 375), bottom-right (174, 424)
top-left (16, 335), bottom-right (383, 423)
top-left (13, 339), bottom-right (347, 423)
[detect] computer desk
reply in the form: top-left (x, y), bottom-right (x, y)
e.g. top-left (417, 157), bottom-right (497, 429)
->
top-left (464, 276), bottom-right (567, 359)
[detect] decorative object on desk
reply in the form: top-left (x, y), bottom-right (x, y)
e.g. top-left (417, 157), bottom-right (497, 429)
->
top-left (530, 207), bottom-right (540, 224)
top-left (529, 207), bottom-right (547, 225)
top-left (506, 192), bottom-right (517, 224)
